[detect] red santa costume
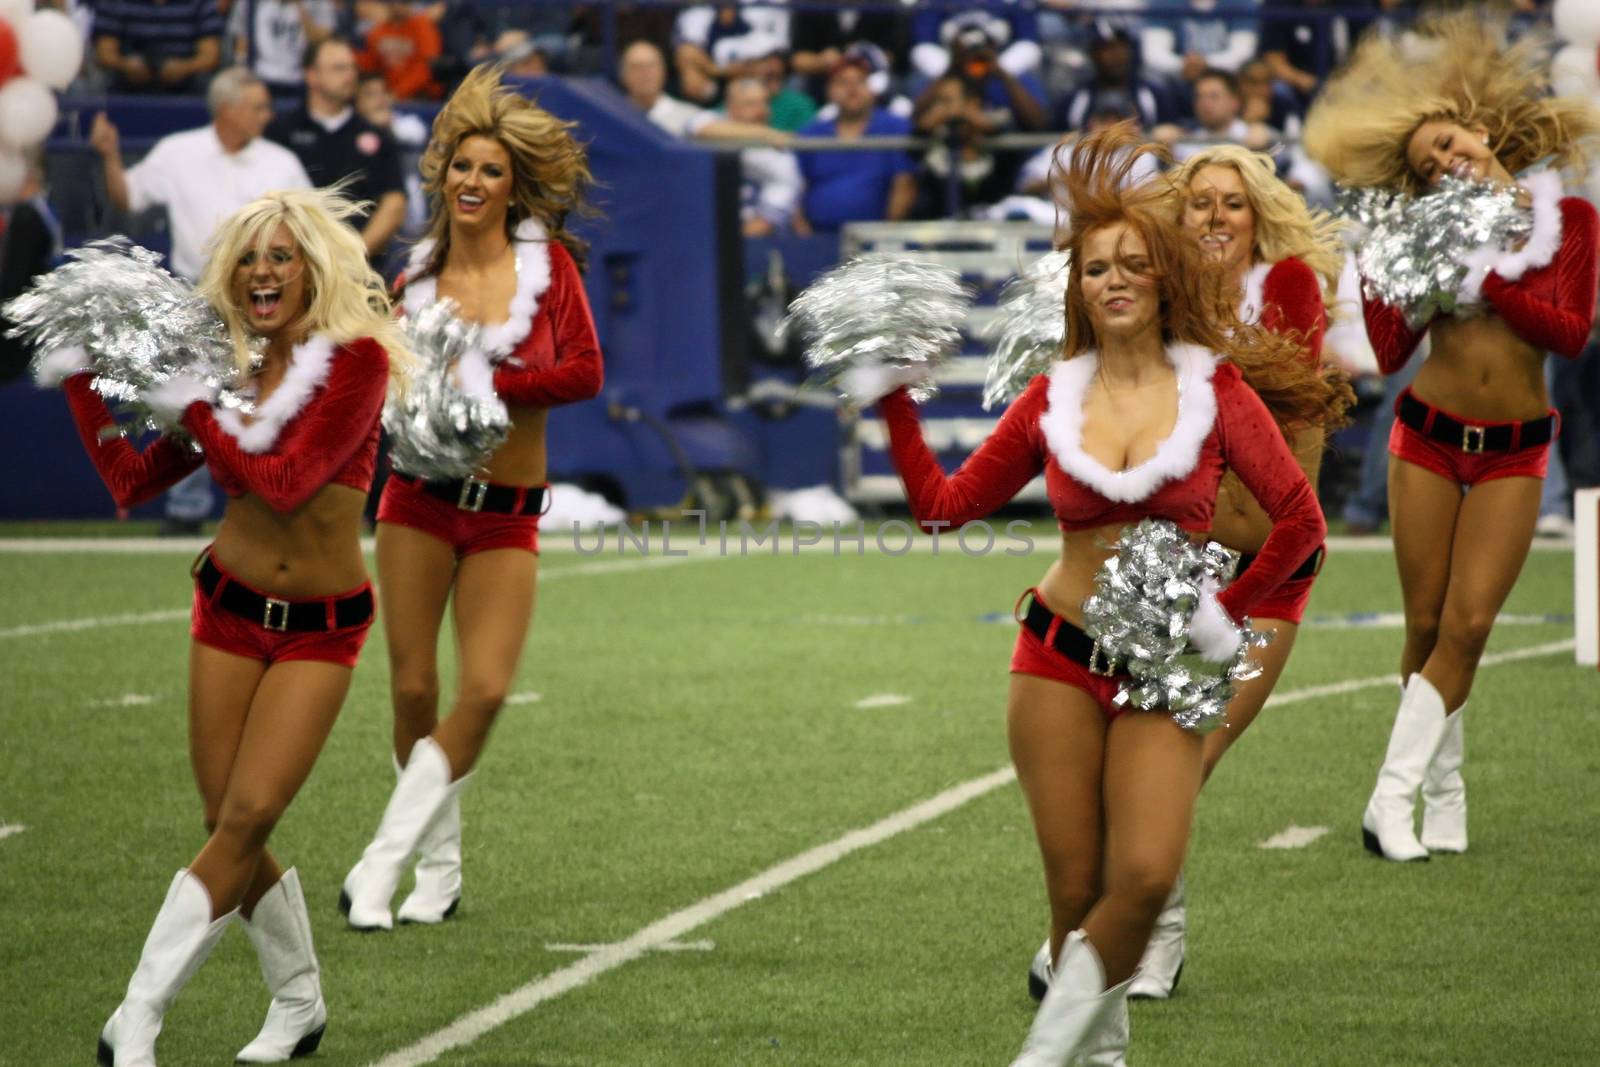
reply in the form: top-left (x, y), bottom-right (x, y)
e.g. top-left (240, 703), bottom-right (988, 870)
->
top-left (375, 217), bottom-right (605, 555)
top-left (1363, 170), bottom-right (1597, 485)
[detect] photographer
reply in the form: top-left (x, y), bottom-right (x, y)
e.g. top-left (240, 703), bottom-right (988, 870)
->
top-left (916, 21), bottom-right (1047, 133)
top-left (912, 74), bottom-right (1012, 219)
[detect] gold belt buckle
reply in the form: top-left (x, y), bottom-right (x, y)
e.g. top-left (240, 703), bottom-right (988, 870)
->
top-left (458, 476), bottom-right (490, 512)
top-left (1461, 425), bottom-right (1486, 454)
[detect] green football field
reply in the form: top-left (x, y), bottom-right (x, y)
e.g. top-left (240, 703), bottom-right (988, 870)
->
top-left (1, 526), bottom-right (1593, 1066)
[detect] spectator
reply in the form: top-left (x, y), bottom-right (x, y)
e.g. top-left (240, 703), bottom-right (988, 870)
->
top-left (359, 0), bottom-right (442, 100)
top-left (89, 67), bottom-right (310, 533)
top-left (429, 0), bottom-right (493, 93)
top-left (229, 0), bottom-right (337, 96)
top-left (267, 38), bottom-right (408, 258)
top-left (673, 2), bottom-right (791, 105)
top-left (750, 47), bottom-right (818, 132)
top-left (791, 2), bottom-right (909, 86)
top-left (1141, 0), bottom-right (1258, 84)
top-left (0, 151), bottom-right (63, 382)
top-left (811, 41), bottom-right (913, 123)
top-left (1238, 57), bottom-right (1304, 135)
top-left (1260, 0), bottom-right (1352, 103)
top-left (725, 77), bottom-right (803, 236)
top-left (794, 57), bottom-right (917, 230)
top-left (913, 75), bottom-right (1012, 219)
top-left (355, 70), bottom-right (430, 235)
top-left (94, 0), bottom-right (224, 93)
top-left (618, 39), bottom-right (789, 145)
top-left (910, 4), bottom-right (1042, 85)
top-left (997, 106), bottom-right (1158, 224)
top-left (568, 7), bottom-right (678, 77)
top-left (494, 29), bottom-right (550, 80)
top-left (921, 21), bottom-right (1048, 132)
top-left (1055, 19), bottom-right (1168, 132)
top-left (1152, 68), bottom-right (1274, 158)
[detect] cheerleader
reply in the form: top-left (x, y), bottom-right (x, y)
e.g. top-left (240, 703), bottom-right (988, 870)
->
top-left (41, 189), bottom-right (414, 1064)
top-left (1304, 14), bottom-right (1598, 862)
top-left (1104, 144), bottom-right (1354, 1000)
top-left (877, 124), bottom-right (1328, 1066)
top-left (339, 66), bottom-right (603, 930)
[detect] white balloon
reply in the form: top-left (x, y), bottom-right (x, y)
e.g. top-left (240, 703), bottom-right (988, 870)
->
top-left (19, 10), bottom-right (81, 90)
top-left (1551, 43), bottom-right (1600, 100)
top-left (1554, 0), bottom-right (1600, 47)
top-left (0, 76), bottom-right (54, 148)
top-left (0, 145), bottom-right (24, 201)
top-left (0, 0), bottom-right (35, 31)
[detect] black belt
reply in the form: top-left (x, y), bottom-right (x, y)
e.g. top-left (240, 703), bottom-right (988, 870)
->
top-left (1397, 392), bottom-right (1555, 454)
top-left (196, 555), bottom-right (374, 633)
top-left (1017, 590), bottom-right (1122, 677)
top-left (1237, 544), bottom-right (1325, 583)
top-left (411, 475), bottom-right (548, 516)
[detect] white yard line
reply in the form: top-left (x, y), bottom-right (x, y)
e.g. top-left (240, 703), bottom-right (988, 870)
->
top-left (853, 693), bottom-right (913, 709)
top-left (545, 940), bottom-right (715, 954)
top-left (0, 609), bottom-right (190, 640)
top-left (505, 692), bottom-right (542, 706)
top-left (0, 824), bottom-right (27, 844)
top-left (366, 636), bottom-right (1575, 1067)
top-left (1259, 825), bottom-right (1332, 850)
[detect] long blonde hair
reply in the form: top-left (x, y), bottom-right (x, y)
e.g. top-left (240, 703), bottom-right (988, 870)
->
top-left (1165, 145), bottom-right (1344, 304)
top-left (200, 187), bottom-right (416, 390)
top-left (1303, 11), bottom-right (1600, 191)
top-left (415, 64), bottom-right (595, 279)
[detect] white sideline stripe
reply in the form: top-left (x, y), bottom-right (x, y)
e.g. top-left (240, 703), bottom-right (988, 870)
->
top-left (364, 766), bottom-right (1019, 1067)
top-left (505, 692), bottom-right (542, 705)
top-left (854, 693), bottom-right (912, 709)
top-left (1304, 612), bottom-right (1562, 630)
top-left (88, 693), bottom-right (156, 708)
top-left (0, 824), bottom-right (26, 844)
top-left (545, 939), bottom-right (715, 954)
top-left (1259, 825), bottom-right (1331, 850)
top-left (365, 636), bottom-right (1576, 1067)
top-left (1263, 639), bottom-right (1574, 710)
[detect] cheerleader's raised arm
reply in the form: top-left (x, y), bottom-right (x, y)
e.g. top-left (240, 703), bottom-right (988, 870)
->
top-left (60, 372), bottom-right (203, 508)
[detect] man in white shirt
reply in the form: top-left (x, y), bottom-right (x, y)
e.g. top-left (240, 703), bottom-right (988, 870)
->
top-left (724, 77), bottom-right (802, 236)
top-left (618, 40), bottom-right (790, 146)
top-left (89, 66), bottom-right (312, 282)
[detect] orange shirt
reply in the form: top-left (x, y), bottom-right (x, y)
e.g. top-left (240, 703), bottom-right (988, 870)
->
top-left (360, 15), bottom-right (442, 100)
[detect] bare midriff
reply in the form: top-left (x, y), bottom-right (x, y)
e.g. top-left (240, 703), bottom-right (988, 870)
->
top-left (1414, 315), bottom-right (1549, 421)
top-left (478, 405), bottom-right (551, 486)
top-left (210, 485), bottom-right (369, 597)
top-left (1208, 424), bottom-right (1324, 555)
top-left (1033, 523), bottom-right (1157, 628)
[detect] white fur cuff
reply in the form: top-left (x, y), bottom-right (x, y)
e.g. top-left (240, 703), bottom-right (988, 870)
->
top-left (842, 363), bottom-right (928, 406)
top-left (143, 374), bottom-right (217, 425)
top-left (34, 345), bottom-right (93, 387)
top-left (1189, 586), bottom-right (1243, 663)
top-left (1458, 169), bottom-right (1565, 304)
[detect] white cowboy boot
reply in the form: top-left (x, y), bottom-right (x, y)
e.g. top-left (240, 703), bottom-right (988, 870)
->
top-left (341, 736), bottom-right (455, 930)
top-left (1129, 870), bottom-right (1185, 1000)
top-left (1009, 930), bottom-right (1133, 1067)
top-left (1028, 938), bottom-right (1053, 1003)
top-left (1420, 707), bottom-right (1467, 853)
top-left (237, 868), bottom-right (327, 1062)
top-left (397, 761), bottom-right (472, 925)
top-left (1361, 674), bottom-right (1449, 862)
top-left (98, 871), bottom-right (236, 1067)
top-left (1079, 990), bottom-right (1130, 1067)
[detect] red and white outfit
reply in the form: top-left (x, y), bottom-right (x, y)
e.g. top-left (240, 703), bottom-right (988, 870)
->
top-left (50, 336), bottom-right (389, 667)
top-left (1362, 170), bottom-right (1598, 485)
top-left (879, 343), bottom-right (1327, 712)
top-left (1234, 255), bottom-right (1329, 625)
top-left (376, 217), bottom-right (605, 556)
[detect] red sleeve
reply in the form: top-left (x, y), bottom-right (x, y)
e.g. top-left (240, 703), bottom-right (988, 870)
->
top-left (62, 373), bottom-right (203, 508)
top-left (180, 341), bottom-right (389, 514)
top-left (879, 375), bottom-right (1048, 533)
top-left (491, 245), bottom-right (605, 408)
top-left (1211, 368), bottom-right (1327, 620)
top-left (1479, 198), bottom-right (1599, 360)
top-left (1260, 258), bottom-right (1326, 365)
top-left (1360, 288), bottom-right (1426, 375)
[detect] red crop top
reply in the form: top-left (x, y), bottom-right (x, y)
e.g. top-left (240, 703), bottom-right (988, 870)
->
top-left (878, 343), bottom-right (1326, 621)
top-left (1362, 171), bottom-right (1599, 373)
top-left (1243, 256), bottom-right (1326, 366)
top-left (63, 335), bottom-right (388, 514)
top-left (399, 218), bottom-right (604, 410)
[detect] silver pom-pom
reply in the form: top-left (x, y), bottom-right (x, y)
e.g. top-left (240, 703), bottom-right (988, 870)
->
top-left (1339, 176), bottom-right (1530, 329)
top-left (982, 250), bottom-right (1070, 410)
top-left (384, 299), bottom-right (510, 481)
top-left (782, 254), bottom-right (971, 405)
top-left (1082, 519), bottom-right (1271, 733)
top-left (5, 238), bottom-right (235, 408)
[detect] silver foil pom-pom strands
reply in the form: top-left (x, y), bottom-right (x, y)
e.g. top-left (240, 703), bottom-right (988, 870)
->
top-left (1080, 519), bottom-right (1271, 733)
top-left (1339, 175), bottom-right (1531, 329)
top-left (782, 254), bottom-right (972, 407)
top-left (982, 250), bottom-right (1070, 410)
top-left (383, 299), bottom-right (510, 481)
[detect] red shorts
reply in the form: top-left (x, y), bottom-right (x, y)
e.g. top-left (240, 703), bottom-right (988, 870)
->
top-left (1388, 395), bottom-right (1554, 487)
top-left (376, 475), bottom-right (542, 557)
top-left (1248, 574), bottom-right (1317, 625)
top-left (190, 559), bottom-right (373, 668)
top-left (1009, 615), bottom-right (1129, 719)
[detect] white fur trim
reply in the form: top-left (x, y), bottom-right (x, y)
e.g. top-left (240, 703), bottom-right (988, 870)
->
top-left (841, 363), bottom-right (928, 406)
top-left (453, 345), bottom-right (498, 401)
top-left (213, 335), bottom-right (336, 453)
top-left (34, 345), bottom-right (92, 387)
top-left (144, 374), bottom-right (218, 426)
top-left (1189, 582), bottom-right (1243, 662)
top-left (403, 218), bottom-right (552, 361)
top-left (1458, 170), bottom-right (1566, 304)
top-left (1237, 261), bottom-right (1273, 326)
top-left (1038, 344), bottom-right (1220, 503)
